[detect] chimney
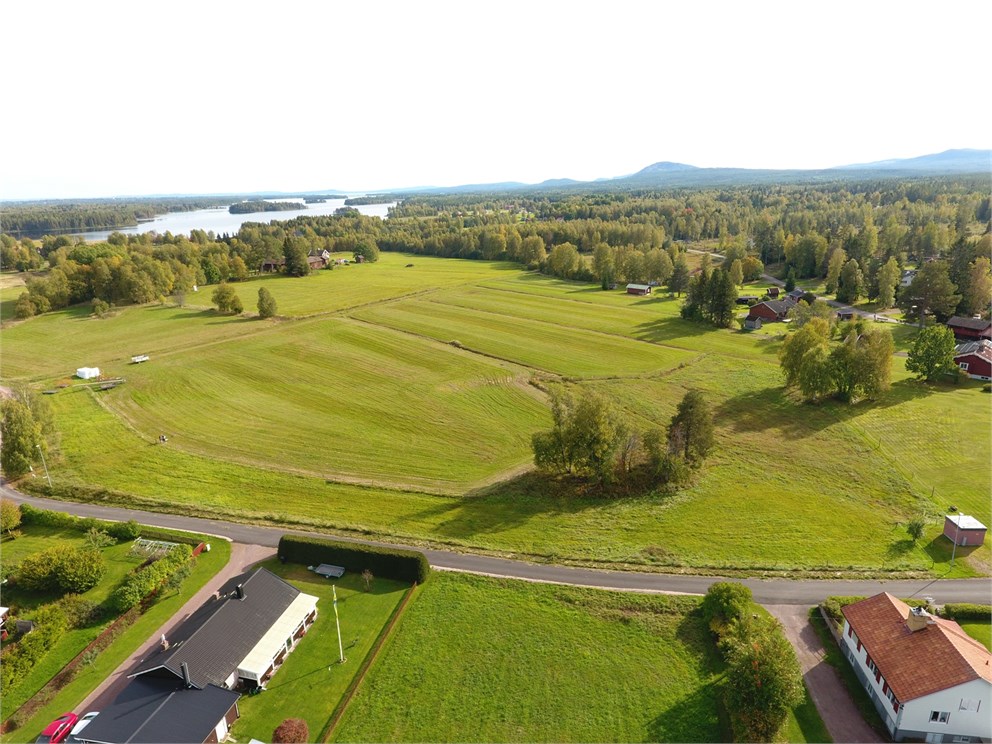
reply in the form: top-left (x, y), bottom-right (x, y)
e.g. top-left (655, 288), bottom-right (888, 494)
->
top-left (907, 605), bottom-right (932, 632)
top-left (235, 583), bottom-right (245, 600)
top-left (160, 634), bottom-right (169, 650)
top-left (181, 661), bottom-right (192, 688)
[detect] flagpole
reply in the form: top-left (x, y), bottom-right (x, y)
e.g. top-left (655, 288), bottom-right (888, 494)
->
top-left (333, 585), bottom-right (346, 664)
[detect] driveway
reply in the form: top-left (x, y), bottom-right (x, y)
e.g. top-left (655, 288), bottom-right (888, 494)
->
top-left (74, 542), bottom-right (275, 714)
top-left (767, 605), bottom-right (883, 743)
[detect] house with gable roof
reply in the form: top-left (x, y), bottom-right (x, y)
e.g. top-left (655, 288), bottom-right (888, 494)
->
top-left (840, 592), bottom-right (991, 743)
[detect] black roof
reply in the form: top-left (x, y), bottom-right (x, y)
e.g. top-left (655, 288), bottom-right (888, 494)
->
top-left (131, 567), bottom-right (299, 689)
top-left (948, 316), bottom-right (992, 331)
top-left (78, 677), bottom-right (239, 744)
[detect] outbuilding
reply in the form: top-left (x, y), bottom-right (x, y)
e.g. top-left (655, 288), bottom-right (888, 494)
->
top-left (947, 316), bottom-right (992, 341)
top-left (626, 283), bottom-right (651, 296)
top-left (766, 286), bottom-right (781, 298)
top-left (76, 367), bottom-right (101, 380)
top-left (943, 514), bottom-right (987, 547)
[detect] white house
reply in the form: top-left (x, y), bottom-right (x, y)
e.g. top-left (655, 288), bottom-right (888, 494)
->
top-left (841, 592), bottom-right (992, 743)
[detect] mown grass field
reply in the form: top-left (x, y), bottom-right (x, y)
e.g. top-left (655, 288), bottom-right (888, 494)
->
top-left (232, 562), bottom-right (409, 743)
top-left (331, 572), bottom-right (826, 743)
top-left (2, 254), bottom-right (988, 576)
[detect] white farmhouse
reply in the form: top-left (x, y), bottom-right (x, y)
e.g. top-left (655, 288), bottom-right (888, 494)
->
top-left (841, 592), bottom-right (991, 743)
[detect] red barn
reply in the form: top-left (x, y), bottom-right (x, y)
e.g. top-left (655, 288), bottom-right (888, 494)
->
top-left (626, 283), bottom-right (651, 296)
top-left (943, 514), bottom-right (987, 547)
top-left (947, 316), bottom-right (992, 341)
top-left (953, 340), bottom-right (992, 380)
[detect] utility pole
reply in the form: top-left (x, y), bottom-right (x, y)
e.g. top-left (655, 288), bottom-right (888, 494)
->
top-left (36, 444), bottom-right (52, 487)
top-left (332, 585), bottom-right (346, 664)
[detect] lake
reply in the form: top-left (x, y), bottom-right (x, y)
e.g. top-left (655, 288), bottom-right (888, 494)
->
top-left (70, 198), bottom-right (396, 242)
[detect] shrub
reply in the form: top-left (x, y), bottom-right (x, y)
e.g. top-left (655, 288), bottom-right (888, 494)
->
top-left (109, 544), bottom-right (193, 613)
top-left (701, 581), bottom-right (754, 638)
top-left (0, 603), bottom-right (69, 692)
top-left (86, 527), bottom-right (117, 549)
top-left (57, 594), bottom-right (103, 628)
top-left (278, 535), bottom-right (430, 584)
top-left (272, 718), bottom-right (309, 743)
top-left (17, 545), bottom-right (106, 593)
top-left (941, 603), bottom-right (992, 622)
top-left (1, 500), bottom-right (22, 536)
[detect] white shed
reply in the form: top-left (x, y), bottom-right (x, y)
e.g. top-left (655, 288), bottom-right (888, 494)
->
top-left (76, 367), bottom-right (101, 380)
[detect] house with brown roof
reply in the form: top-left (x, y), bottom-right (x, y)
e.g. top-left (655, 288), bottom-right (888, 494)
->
top-left (841, 592), bottom-right (991, 743)
top-left (746, 298), bottom-right (796, 323)
top-left (947, 316), bottom-right (992, 341)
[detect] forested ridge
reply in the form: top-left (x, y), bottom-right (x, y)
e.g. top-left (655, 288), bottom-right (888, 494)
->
top-left (3, 176), bottom-right (989, 323)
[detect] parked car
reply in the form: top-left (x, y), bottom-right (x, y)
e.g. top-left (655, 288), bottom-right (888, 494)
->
top-left (67, 712), bottom-right (99, 743)
top-left (35, 713), bottom-right (78, 744)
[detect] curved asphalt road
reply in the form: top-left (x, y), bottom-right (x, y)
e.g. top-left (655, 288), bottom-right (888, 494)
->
top-left (2, 484), bottom-right (989, 606)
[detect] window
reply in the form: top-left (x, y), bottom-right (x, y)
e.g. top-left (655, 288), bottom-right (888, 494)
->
top-left (930, 710), bottom-right (950, 723)
top-left (959, 362), bottom-right (969, 371)
top-left (856, 639), bottom-right (862, 652)
top-left (960, 698), bottom-right (981, 712)
top-left (847, 624), bottom-right (853, 637)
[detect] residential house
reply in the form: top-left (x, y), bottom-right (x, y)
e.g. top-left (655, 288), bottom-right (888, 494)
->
top-left (786, 289), bottom-right (807, 302)
top-left (626, 283), bottom-right (651, 296)
top-left (81, 568), bottom-right (318, 744)
top-left (841, 592), bottom-right (991, 743)
top-left (953, 340), bottom-right (992, 380)
top-left (746, 298), bottom-right (796, 323)
top-left (900, 269), bottom-right (918, 288)
top-left (947, 317), bottom-right (992, 342)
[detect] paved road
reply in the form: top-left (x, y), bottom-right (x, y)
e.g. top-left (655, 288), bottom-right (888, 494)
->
top-left (4, 486), bottom-right (989, 606)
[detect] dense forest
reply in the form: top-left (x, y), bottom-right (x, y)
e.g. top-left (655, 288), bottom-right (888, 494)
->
top-left (3, 176), bottom-right (989, 323)
top-left (228, 200), bottom-right (305, 215)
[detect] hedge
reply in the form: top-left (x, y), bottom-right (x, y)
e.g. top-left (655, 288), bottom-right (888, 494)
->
top-left (19, 503), bottom-right (140, 542)
top-left (277, 535), bottom-right (430, 584)
top-left (109, 544), bottom-right (193, 613)
top-left (941, 603), bottom-right (992, 622)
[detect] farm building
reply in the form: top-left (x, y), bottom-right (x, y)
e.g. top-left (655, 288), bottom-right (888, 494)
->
top-left (766, 286), bottom-right (781, 298)
top-left (943, 514), bottom-right (987, 547)
top-left (946, 316), bottom-right (992, 341)
top-left (626, 283), bottom-right (651, 296)
top-left (76, 367), bottom-right (101, 379)
top-left (82, 568), bottom-right (317, 744)
top-left (746, 299), bottom-right (795, 323)
top-left (743, 316), bottom-right (762, 330)
top-left (841, 592), bottom-right (992, 743)
top-left (953, 340), bottom-right (992, 380)
top-left (260, 258), bottom-right (285, 272)
top-left (736, 295), bottom-right (758, 305)
top-left (837, 310), bottom-right (856, 321)
top-left (786, 289), bottom-right (807, 302)
top-left (307, 255), bottom-right (327, 269)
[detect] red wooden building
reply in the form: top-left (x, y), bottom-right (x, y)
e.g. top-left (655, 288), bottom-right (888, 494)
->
top-left (953, 340), bottom-right (992, 380)
top-left (747, 299), bottom-right (795, 322)
top-left (946, 316), bottom-right (992, 341)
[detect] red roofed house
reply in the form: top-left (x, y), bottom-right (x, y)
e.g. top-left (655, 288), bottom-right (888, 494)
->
top-left (841, 593), bottom-right (991, 742)
top-left (947, 316), bottom-right (992, 341)
top-left (953, 340), bottom-right (992, 381)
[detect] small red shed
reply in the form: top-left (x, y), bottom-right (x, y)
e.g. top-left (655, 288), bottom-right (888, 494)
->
top-left (626, 283), bottom-right (651, 296)
top-left (943, 514), bottom-right (987, 547)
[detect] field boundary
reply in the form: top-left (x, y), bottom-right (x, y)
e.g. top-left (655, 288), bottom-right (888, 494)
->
top-left (319, 581), bottom-right (419, 743)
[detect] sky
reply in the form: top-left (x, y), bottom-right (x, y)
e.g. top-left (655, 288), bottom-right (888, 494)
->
top-left (3, 0), bottom-right (990, 200)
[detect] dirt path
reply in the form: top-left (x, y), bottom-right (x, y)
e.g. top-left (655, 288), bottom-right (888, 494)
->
top-left (767, 604), bottom-right (883, 744)
top-left (75, 542), bottom-right (276, 714)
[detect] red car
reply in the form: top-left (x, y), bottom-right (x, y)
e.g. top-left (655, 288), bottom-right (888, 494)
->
top-left (36, 713), bottom-right (78, 744)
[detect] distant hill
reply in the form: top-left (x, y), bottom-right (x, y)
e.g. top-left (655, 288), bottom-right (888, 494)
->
top-left (835, 148), bottom-right (991, 173)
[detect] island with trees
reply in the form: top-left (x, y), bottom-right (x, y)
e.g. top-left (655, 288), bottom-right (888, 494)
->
top-left (228, 200), bottom-right (305, 215)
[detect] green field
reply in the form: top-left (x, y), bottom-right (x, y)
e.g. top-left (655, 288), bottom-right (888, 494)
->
top-left (2, 254), bottom-right (989, 576)
top-left (232, 562), bottom-right (409, 743)
top-left (332, 572), bottom-right (825, 743)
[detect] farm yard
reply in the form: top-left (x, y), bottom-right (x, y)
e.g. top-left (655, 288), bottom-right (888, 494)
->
top-left (1, 252), bottom-right (989, 576)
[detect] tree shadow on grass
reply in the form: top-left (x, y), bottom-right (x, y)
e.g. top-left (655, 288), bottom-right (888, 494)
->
top-left (646, 678), bottom-right (728, 744)
top-left (713, 378), bottom-right (936, 438)
top-left (406, 472), bottom-right (650, 542)
top-left (633, 317), bottom-right (713, 345)
top-left (922, 535), bottom-right (979, 566)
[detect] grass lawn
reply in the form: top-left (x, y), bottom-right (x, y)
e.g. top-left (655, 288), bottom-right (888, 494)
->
top-left (1, 532), bottom-right (230, 742)
top-left (960, 621), bottom-right (991, 651)
top-left (231, 562), bottom-right (409, 743)
top-left (0, 271), bottom-right (27, 323)
top-left (332, 572), bottom-right (825, 743)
